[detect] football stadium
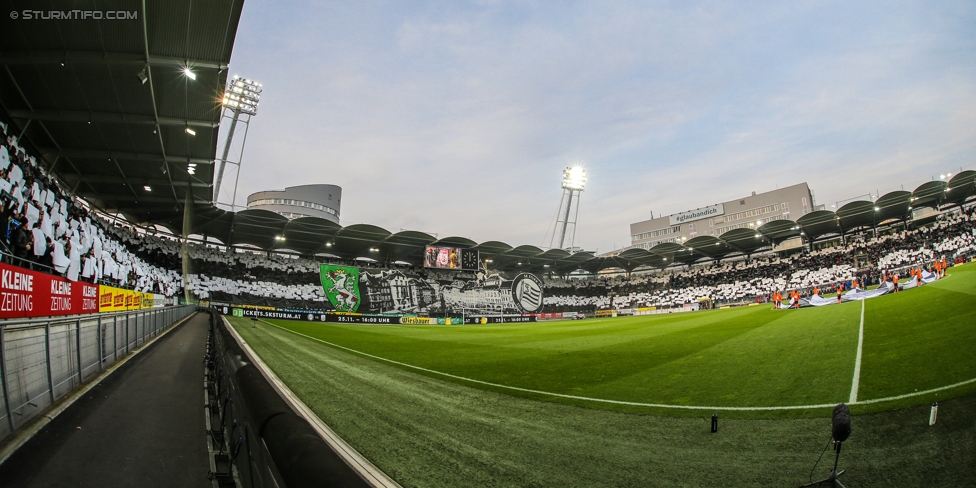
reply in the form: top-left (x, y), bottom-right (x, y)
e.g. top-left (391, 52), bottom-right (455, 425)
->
top-left (0, 2), bottom-right (974, 487)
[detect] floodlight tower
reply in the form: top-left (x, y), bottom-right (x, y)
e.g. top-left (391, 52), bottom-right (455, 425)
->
top-left (213, 75), bottom-right (263, 210)
top-left (550, 166), bottom-right (586, 251)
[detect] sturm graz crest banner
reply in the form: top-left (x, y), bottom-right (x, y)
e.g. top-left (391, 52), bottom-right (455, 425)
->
top-left (320, 265), bottom-right (362, 312)
top-left (318, 264), bottom-right (544, 315)
top-left (511, 273), bottom-right (544, 313)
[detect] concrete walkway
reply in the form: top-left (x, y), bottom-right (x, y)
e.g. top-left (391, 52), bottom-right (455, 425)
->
top-left (0, 313), bottom-right (211, 488)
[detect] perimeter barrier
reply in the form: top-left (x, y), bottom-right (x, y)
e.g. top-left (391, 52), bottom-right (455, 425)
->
top-left (0, 305), bottom-right (197, 442)
top-left (204, 309), bottom-right (371, 487)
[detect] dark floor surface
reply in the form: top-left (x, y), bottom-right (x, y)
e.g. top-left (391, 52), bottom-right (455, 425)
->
top-left (0, 313), bottom-right (211, 488)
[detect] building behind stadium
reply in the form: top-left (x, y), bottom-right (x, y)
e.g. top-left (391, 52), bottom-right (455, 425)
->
top-left (247, 184), bottom-right (342, 222)
top-left (630, 182), bottom-right (816, 250)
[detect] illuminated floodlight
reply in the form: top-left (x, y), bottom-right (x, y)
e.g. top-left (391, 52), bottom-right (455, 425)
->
top-left (222, 75), bottom-right (263, 116)
top-left (185, 127), bottom-right (196, 136)
top-left (274, 235), bottom-right (285, 241)
top-left (183, 67), bottom-right (196, 80)
top-left (143, 185), bottom-right (152, 191)
top-left (550, 164), bottom-right (587, 250)
top-left (562, 166), bottom-right (587, 190)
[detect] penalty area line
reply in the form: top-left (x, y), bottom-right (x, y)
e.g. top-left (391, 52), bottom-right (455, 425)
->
top-left (252, 318), bottom-right (976, 413)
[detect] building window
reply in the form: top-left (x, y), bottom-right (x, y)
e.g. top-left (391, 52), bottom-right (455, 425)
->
top-left (632, 225), bottom-right (681, 242)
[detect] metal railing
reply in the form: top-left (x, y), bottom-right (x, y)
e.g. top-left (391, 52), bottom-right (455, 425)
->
top-left (0, 305), bottom-right (196, 443)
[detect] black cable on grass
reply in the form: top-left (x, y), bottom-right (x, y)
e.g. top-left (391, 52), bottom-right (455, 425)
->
top-left (808, 436), bottom-right (833, 483)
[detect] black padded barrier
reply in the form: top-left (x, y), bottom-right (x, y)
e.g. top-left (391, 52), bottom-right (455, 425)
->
top-left (207, 309), bottom-right (372, 488)
top-left (263, 413), bottom-right (369, 487)
top-left (234, 365), bottom-right (291, 437)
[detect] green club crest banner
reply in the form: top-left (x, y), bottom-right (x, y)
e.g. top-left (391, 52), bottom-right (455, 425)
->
top-left (320, 265), bottom-right (362, 312)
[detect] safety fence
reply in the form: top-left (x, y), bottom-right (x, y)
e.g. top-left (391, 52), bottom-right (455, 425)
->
top-left (0, 305), bottom-right (196, 442)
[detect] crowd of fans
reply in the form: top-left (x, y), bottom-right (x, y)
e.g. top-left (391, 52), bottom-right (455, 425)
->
top-left (2, 120), bottom-right (974, 311)
top-left (0, 126), bottom-right (181, 296)
top-left (541, 207), bottom-right (976, 311)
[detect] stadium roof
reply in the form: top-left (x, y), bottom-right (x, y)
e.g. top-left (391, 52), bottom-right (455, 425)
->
top-left (943, 171), bottom-right (976, 208)
top-left (173, 181), bottom-right (970, 274)
top-left (0, 0), bottom-right (245, 226)
top-left (875, 191), bottom-right (912, 224)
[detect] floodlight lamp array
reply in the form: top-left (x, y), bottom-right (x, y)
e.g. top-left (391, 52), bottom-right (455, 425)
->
top-left (222, 75), bottom-right (263, 115)
top-left (562, 166), bottom-right (587, 191)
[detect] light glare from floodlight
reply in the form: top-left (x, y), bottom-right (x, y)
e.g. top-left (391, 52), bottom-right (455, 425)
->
top-left (222, 75), bottom-right (263, 116)
top-left (562, 166), bottom-right (587, 190)
top-left (185, 127), bottom-right (196, 135)
top-left (183, 67), bottom-right (196, 80)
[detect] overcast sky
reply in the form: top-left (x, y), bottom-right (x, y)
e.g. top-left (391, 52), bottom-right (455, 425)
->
top-left (220, 0), bottom-right (976, 254)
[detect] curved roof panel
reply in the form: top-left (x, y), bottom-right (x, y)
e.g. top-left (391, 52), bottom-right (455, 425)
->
top-left (796, 210), bottom-right (842, 241)
top-left (280, 217), bottom-right (342, 255)
top-left (332, 224), bottom-right (392, 259)
top-left (648, 242), bottom-right (685, 255)
top-left (836, 201), bottom-right (875, 233)
top-left (538, 249), bottom-right (572, 261)
top-left (382, 230), bottom-right (437, 265)
top-left (875, 191), bottom-right (911, 224)
top-left (433, 236), bottom-right (478, 248)
top-left (757, 220), bottom-right (801, 245)
top-left (473, 241), bottom-right (514, 259)
top-left (719, 227), bottom-right (769, 254)
top-left (944, 170), bottom-right (976, 207)
top-left (229, 209), bottom-right (288, 250)
top-left (912, 181), bottom-right (947, 210)
top-left (503, 245), bottom-right (546, 259)
top-left (684, 236), bottom-right (735, 259)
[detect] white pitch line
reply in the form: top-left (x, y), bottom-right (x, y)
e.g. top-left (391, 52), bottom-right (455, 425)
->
top-left (850, 300), bottom-right (866, 403)
top-left (252, 318), bottom-right (976, 412)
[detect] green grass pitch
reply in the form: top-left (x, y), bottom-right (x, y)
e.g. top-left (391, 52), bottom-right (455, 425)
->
top-left (233, 262), bottom-right (976, 416)
top-left (227, 263), bottom-right (976, 486)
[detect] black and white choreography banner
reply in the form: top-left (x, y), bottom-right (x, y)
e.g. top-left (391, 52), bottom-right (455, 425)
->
top-left (319, 265), bottom-right (545, 315)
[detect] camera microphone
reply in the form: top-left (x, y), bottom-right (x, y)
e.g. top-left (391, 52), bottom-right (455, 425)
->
top-left (832, 403), bottom-right (851, 443)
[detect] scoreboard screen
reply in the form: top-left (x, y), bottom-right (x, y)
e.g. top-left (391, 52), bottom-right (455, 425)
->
top-left (424, 246), bottom-right (479, 271)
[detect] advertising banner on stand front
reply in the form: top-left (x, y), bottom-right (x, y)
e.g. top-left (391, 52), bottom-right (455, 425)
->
top-left (0, 262), bottom-right (99, 319)
top-left (98, 285), bottom-right (139, 312)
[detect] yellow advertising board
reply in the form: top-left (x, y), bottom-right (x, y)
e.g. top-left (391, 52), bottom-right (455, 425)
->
top-left (98, 285), bottom-right (145, 312)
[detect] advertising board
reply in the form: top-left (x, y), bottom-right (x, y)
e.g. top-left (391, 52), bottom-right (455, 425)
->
top-left (0, 262), bottom-right (99, 319)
